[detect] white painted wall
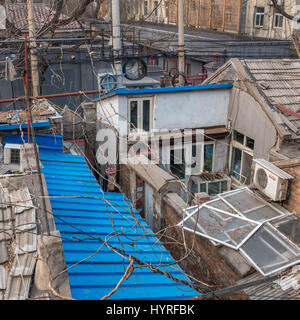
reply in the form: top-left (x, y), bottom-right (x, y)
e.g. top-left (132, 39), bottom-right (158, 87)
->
top-left (96, 88), bottom-right (231, 168)
top-left (153, 89), bottom-right (230, 130)
top-left (229, 88), bottom-right (277, 159)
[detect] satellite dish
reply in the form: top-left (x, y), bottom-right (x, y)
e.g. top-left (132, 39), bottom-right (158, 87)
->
top-left (0, 5), bottom-right (6, 30)
top-left (122, 58), bottom-right (147, 81)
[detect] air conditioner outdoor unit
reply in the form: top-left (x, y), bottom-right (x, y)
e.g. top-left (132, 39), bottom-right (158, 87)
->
top-left (3, 143), bottom-right (22, 165)
top-left (253, 159), bottom-right (293, 201)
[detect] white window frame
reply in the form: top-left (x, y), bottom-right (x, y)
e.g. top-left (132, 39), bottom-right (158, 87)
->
top-left (230, 131), bottom-right (255, 185)
top-left (203, 142), bottom-right (215, 172)
top-left (255, 7), bottom-right (265, 28)
top-left (273, 12), bottom-right (283, 28)
top-left (153, 1), bottom-right (159, 17)
top-left (144, 0), bottom-right (148, 16)
top-left (128, 97), bottom-right (153, 134)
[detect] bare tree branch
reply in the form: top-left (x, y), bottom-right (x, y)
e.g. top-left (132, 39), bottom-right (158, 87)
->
top-left (271, 0), bottom-right (300, 22)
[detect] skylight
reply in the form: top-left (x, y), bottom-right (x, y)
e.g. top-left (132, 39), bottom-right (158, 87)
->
top-left (178, 187), bottom-right (300, 276)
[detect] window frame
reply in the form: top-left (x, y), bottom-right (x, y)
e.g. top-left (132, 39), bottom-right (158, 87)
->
top-left (273, 12), bottom-right (283, 29)
top-left (128, 97), bottom-right (153, 133)
top-left (230, 131), bottom-right (255, 185)
top-left (254, 7), bottom-right (265, 28)
top-left (144, 0), bottom-right (148, 16)
top-left (153, 1), bottom-right (159, 17)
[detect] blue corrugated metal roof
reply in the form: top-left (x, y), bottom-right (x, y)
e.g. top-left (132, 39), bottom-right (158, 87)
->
top-left (19, 134), bottom-right (201, 300)
top-left (0, 120), bottom-right (50, 131)
top-left (93, 83), bottom-right (233, 100)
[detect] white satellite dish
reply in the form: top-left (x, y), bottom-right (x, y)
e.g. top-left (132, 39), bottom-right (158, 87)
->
top-left (0, 6), bottom-right (6, 30)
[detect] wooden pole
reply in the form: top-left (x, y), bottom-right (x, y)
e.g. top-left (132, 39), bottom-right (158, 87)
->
top-left (27, 0), bottom-right (40, 97)
top-left (178, 0), bottom-right (185, 86)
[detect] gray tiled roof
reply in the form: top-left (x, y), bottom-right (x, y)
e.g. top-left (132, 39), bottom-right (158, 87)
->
top-left (242, 59), bottom-right (300, 140)
top-left (238, 268), bottom-right (300, 300)
top-left (204, 58), bottom-right (300, 141)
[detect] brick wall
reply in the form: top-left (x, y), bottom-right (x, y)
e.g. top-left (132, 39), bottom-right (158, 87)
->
top-left (283, 166), bottom-right (300, 215)
top-left (272, 159), bottom-right (300, 215)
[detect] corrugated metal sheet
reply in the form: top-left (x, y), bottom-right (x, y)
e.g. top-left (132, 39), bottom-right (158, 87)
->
top-left (39, 135), bottom-right (200, 300)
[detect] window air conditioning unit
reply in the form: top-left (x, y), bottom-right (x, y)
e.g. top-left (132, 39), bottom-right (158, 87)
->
top-left (253, 159), bottom-right (293, 201)
top-left (3, 143), bottom-right (22, 165)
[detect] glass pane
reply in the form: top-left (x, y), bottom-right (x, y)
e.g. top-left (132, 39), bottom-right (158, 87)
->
top-left (204, 144), bottom-right (213, 172)
top-left (222, 189), bottom-right (283, 221)
top-left (208, 182), bottom-right (221, 195)
top-left (191, 180), bottom-right (198, 193)
top-left (241, 225), bottom-right (300, 275)
top-left (233, 131), bottom-right (244, 144)
top-left (170, 148), bottom-right (185, 180)
top-left (245, 206), bottom-right (281, 222)
top-left (182, 206), bottom-right (258, 249)
top-left (257, 7), bottom-right (264, 13)
top-left (276, 216), bottom-right (300, 246)
top-left (246, 137), bottom-right (255, 150)
top-left (230, 147), bottom-right (242, 180)
top-left (130, 101), bottom-right (138, 130)
top-left (221, 180), bottom-right (228, 193)
top-left (241, 152), bottom-right (253, 185)
top-left (200, 183), bottom-right (207, 193)
top-left (143, 100), bottom-right (150, 131)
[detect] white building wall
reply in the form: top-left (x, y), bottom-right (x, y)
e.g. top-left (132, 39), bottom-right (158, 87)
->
top-left (228, 88), bottom-right (277, 159)
top-left (244, 0), bottom-right (297, 39)
top-left (153, 89), bottom-right (230, 130)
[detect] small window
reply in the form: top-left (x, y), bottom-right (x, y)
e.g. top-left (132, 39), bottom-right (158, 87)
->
top-left (233, 131), bottom-right (244, 145)
top-left (230, 146), bottom-right (242, 180)
top-left (204, 144), bottom-right (214, 172)
top-left (154, 1), bottom-right (159, 17)
top-left (274, 13), bottom-right (283, 28)
top-left (144, 1), bottom-right (148, 16)
top-left (170, 148), bottom-right (185, 180)
top-left (10, 149), bottom-right (20, 164)
top-left (142, 100), bottom-right (150, 131)
top-left (255, 7), bottom-right (265, 27)
top-left (246, 137), bottom-right (255, 150)
top-left (128, 98), bottom-right (152, 132)
top-left (130, 100), bottom-right (138, 131)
